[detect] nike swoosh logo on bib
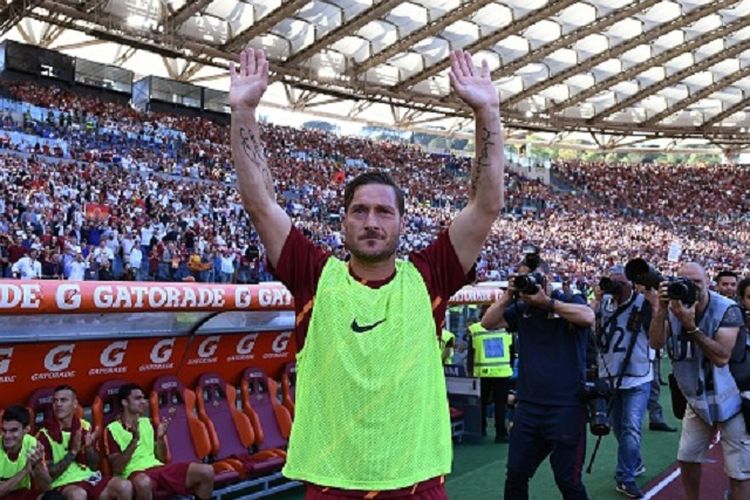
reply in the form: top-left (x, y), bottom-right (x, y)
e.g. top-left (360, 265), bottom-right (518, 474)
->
top-left (351, 318), bottom-right (386, 333)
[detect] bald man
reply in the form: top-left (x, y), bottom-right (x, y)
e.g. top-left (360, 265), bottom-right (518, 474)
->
top-left (649, 262), bottom-right (749, 500)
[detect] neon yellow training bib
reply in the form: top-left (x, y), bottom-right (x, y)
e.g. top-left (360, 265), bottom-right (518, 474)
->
top-left (283, 258), bottom-right (452, 490)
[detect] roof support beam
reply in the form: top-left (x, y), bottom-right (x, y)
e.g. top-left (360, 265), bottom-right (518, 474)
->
top-left (550, 13), bottom-right (750, 113)
top-left (224, 0), bottom-right (309, 53)
top-left (590, 37), bottom-right (750, 122)
top-left (350, 0), bottom-right (495, 77)
top-left (642, 65), bottom-right (750, 126)
top-left (701, 95), bottom-right (750, 129)
top-left (0, 0), bottom-right (42, 37)
top-left (164, 0), bottom-right (213, 33)
top-left (491, 0), bottom-right (661, 80)
top-left (394, 0), bottom-right (579, 91)
top-left (504, 0), bottom-right (736, 107)
top-left (284, 0), bottom-right (402, 67)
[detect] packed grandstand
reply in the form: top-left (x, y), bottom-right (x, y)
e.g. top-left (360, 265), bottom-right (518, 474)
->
top-left (2, 80), bottom-right (750, 290)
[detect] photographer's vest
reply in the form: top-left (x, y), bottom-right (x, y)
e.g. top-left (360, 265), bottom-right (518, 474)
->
top-left (440, 329), bottom-right (455, 365)
top-left (0, 434), bottom-right (37, 491)
top-left (39, 420), bottom-right (95, 488)
top-left (668, 291), bottom-right (741, 425)
top-left (468, 323), bottom-right (513, 378)
top-left (597, 294), bottom-right (651, 386)
top-left (283, 259), bottom-right (451, 490)
top-left (107, 418), bottom-right (163, 479)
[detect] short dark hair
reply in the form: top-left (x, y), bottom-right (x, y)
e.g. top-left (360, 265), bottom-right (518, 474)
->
top-left (738, 278), bottom-right (750, 300)
top-left (343, 171), bottom-right (405, 216)
top-left (716, 270), bottom-right (738, 281)
top-left (53, 384), bottom-right (77, 398)
top-left (2, 405), bottom-right (31, 427)
top-left (117, 383), bottom-right (143, 406)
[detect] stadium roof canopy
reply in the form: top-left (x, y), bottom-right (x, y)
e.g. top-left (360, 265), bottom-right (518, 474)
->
top-left (2, 0), bottom-right (750, 151)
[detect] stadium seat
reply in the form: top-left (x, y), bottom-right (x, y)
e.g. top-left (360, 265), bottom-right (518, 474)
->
top-left (149, 375), bottom-right (238, 485)
top-left (240, 368), bottom-right (292, 456)
top-left (280, 362), bottom-right (296, 419)
top-left (91, 379), bottom-right (128, 475)
top-left (194, 373), bottom-right (284, 477)
top-left (27, 386), bottom-right (84, 432)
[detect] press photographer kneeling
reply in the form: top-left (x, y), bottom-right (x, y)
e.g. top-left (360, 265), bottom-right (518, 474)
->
top-left (643, 261), bottom-right (749, 500)
top-left (481, 248), bottom-right (594, 500)
top-left (591, 266), bottom-right (653, 499)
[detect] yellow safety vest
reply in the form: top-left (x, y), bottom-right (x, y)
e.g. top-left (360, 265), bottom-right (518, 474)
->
top-left (440, 329), bottom-right (456, 365)
top-left (39, 420), bottom-right (95, 488)
top-left (468, 323), bottom-right (513, 378)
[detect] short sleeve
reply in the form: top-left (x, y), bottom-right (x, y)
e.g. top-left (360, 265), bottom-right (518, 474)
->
top-left (721, 305), bottom-right (744, 328)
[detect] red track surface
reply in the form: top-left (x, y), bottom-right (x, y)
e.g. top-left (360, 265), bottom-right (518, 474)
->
top-left (646, 444), bottom-right (730, 500)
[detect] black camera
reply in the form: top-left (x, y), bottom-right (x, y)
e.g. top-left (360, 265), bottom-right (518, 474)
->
top-left (579, 374), bottom-right (611, 436)
top-left (624, 258), bottom-right (663, 289)
top-left (667, 277), bottom-right (698, 306)
top-left (598, 277), bottom-right (623, 296)
top-left (512, 272), bottom-right (545, 295)
top-left (521, 244), bottom-right (541, 272)
top-left (625, 258), bottom-right (698, 305)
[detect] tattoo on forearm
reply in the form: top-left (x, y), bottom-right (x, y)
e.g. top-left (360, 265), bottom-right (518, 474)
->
top-left (470, 127), bottom-right (499, 195)
top-left (239, 127), bottom-right (266, 164)
top-left (239, 127), bottom-right (275, 197)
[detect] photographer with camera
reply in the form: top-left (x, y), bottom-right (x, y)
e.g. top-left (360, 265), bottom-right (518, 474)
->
top-left (482, 248), bottom-right (594, 500)
top-left (647, 262), bottom-right (749, 500)
top-left (592, 266), bottom-right (653, 498)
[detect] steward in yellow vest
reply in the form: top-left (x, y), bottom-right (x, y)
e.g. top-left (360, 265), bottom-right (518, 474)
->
top-left (0, 405), bottom-right (51, 498)
top-left (468, 321), bottom-right (514, 442)
top-left (440, 329), bottom-right (456, 365)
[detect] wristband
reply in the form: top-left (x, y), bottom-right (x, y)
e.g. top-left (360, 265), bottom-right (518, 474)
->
top-left (685, 327), bottom-right (701, 336)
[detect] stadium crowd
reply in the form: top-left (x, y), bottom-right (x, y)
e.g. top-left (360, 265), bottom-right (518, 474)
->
top-left (1, 82), bottom-right (749, 290)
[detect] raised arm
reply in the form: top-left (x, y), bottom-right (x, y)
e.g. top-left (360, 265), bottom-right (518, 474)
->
top-left (447, 50), bottom-right (505, 274)
top-left (230, 48), bottom-right (291, 268)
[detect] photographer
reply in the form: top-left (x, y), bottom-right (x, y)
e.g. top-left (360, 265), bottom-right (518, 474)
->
top-left (649, 262), bottom-right (748, 500)
top-left (482, 252), bottom-right (594, 500)
top-left (593, 266), bottom-right (652, 498)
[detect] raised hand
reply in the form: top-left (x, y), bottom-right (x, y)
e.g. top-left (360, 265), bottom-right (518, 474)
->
top-left (156, 418), bottom-right (171, 440)
top-left (69, 428), bottom-right (82, 456)
top-left (84, 427), bottom-right (100, 450)
top-left (449, 50), bottom-right (500, 113)
top-left (229, 48), bottom-right (269, 111)
top-left (25, 444), bottom-right (43, 472)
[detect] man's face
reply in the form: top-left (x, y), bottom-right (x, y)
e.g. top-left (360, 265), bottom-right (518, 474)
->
top-left (717, 277), bottom-right (737, 298)
top-left (343, 184), bottom-right (402, 264)
top-left (609, 273), bottom-right (632, 300)
top-left (53, 389), bottom-right (77, 421)
top-left (741, 286), bottom-right (750, 311)
top-left (1, 420), bottom-right (26, 452)
top-left (123, 389), bottom-right (148, 417)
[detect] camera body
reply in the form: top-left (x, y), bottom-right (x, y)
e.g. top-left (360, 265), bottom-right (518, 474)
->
top-left (624, 258), bottom-right (699, 305)
top-left (598, 276), bottom-right (623, 296)
top-left (666, 277), bottom-right (698, 306)
top-left (579, 373), bottom-right (612, 436)
top-left (512, 272), bottom-right (546, 295)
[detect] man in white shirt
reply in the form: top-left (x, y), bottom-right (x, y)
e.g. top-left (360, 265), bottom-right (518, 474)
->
top-left (219, 249), bottom-right (235, 283)
top-left (129, 240), bottom-right (144, 281)
top-left (68, 252), bottom-right (89, 281)
top-left (11, 248), bottom-right (42, 279)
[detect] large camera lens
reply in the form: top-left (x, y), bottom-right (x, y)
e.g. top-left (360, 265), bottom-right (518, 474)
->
top-left (512, 275), bottom-right (539, 295)
top-left (624, 258), bottom-right (664, 289)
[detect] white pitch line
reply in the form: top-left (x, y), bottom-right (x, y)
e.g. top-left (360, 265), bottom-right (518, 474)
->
top-left (643, 467), bottom-right (681, 499)
top-left (643, 439), bottom-right (720, 499)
